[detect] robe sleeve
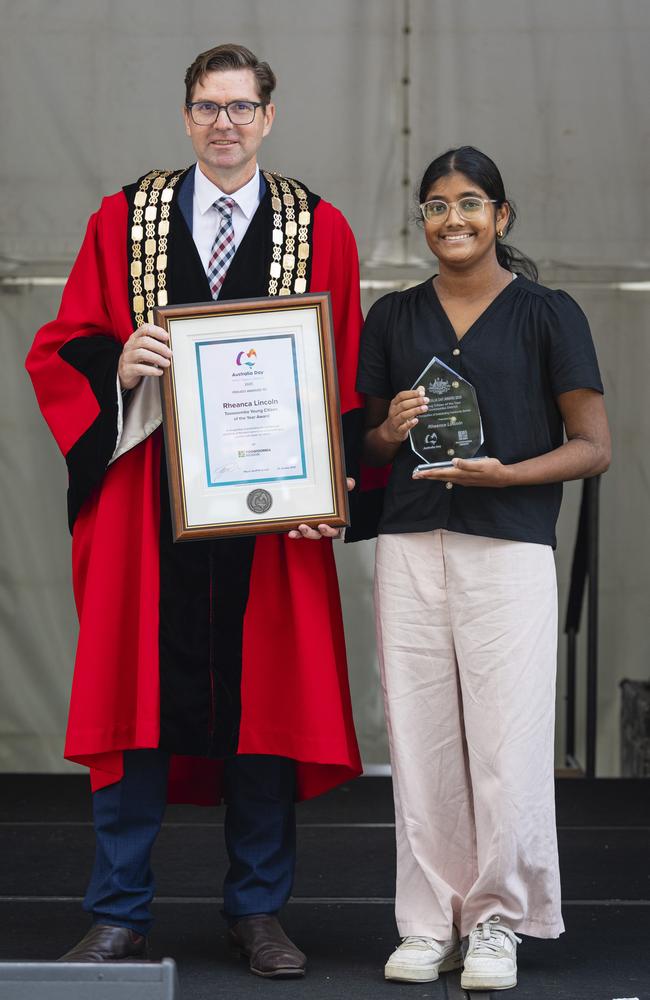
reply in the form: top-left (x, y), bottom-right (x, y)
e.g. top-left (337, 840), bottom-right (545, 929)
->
top-left (25, 207), bottom-right (124, 531)
top-left (310, 201), bottom-right (383, 541)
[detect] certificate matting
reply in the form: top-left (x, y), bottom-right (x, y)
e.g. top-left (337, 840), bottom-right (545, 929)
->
top-left (155, 294), bottom-right (349, 540)
top-left (195, 333), bottom-right (307, 487)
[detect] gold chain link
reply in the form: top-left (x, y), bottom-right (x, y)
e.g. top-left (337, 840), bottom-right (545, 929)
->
top-left (262, 171), bottom-right (311, 296)
top-left (129, 169), bottom-right (185, 326)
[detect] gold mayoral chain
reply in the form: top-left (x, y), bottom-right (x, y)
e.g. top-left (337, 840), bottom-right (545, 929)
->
top-left (128, 168), bottom-right (314, 325)
top-left (262, 171), bottom-right (311, 295)
top-left (129, 169), bottom-right (186, 327)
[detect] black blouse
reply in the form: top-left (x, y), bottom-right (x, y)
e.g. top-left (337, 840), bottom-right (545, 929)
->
top-left (356, 275), bottom-right (604, 547)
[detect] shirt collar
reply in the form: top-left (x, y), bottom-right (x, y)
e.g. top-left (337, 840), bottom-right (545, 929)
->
top-left (194, 163), bottom-right (261, 219)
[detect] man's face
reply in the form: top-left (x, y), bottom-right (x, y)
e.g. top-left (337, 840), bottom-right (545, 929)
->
top-left (183, 68), bottom-right (275, 189)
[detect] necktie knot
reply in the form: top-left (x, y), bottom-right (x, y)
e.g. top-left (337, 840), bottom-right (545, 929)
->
top-left (214, 196), bottom-right (235, 218)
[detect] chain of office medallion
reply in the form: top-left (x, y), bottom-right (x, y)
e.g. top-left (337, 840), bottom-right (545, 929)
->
top-left (262, 172), bottom-right (311, 296)
top-left (129, 169), bottom-right (185, 326)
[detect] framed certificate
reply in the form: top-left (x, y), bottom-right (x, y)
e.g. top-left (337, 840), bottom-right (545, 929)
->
top-left (154, 293), bottom-right (349, 541)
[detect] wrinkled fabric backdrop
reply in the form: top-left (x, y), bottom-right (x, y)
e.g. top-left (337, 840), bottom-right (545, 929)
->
top-left (2, 0), bottom-right (649, 774)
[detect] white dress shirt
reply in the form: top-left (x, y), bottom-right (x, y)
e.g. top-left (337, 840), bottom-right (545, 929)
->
top-left (192, 163), bottom-right (262, 271)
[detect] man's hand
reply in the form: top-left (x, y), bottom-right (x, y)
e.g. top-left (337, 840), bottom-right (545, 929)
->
top-left (118, 324), bottom-right (172, 391)
top-left (413, 457), bottom-right (514, 488)
top-left (288, 478), bottom-right (355, 540)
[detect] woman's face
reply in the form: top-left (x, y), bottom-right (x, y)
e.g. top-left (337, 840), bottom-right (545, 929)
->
top-left (422, 170), bottom-right (509, 270)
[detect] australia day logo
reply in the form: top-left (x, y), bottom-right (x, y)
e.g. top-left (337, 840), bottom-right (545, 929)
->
top-left (236, 347), bottom-right (257, 368)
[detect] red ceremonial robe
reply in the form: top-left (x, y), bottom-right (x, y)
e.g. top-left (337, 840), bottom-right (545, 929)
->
top-left (26, 168), bottom-right (366, 804)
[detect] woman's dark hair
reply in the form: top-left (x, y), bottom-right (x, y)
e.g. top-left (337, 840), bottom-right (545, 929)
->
top-left (418, 146), bottom-right (538, 281)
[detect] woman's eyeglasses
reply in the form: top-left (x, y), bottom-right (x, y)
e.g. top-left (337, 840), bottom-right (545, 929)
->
top-left (420, 197), bottom-right (498, 223)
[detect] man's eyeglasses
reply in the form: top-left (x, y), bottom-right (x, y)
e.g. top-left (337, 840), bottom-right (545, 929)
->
top-left (185, 100), bottom-right (266, 126)
top-left (420, 197), bottom-right (498, 223)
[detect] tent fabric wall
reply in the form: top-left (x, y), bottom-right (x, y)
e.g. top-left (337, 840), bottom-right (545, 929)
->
top-left (2, 0), bottom-right (649, 775)
top-left (3, 2), bottom-right (649, 271)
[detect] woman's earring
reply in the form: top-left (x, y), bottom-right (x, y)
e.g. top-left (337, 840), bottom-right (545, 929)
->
top-left (496, 229), bottom-right (504, 238)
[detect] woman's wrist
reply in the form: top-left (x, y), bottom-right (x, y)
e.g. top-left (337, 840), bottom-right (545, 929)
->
top-left (377, 420), bottom-right (401, 448)
top-left (500, 462), bottom-right (518, 487)
top-left (363, 422), bottom-right (402, 466)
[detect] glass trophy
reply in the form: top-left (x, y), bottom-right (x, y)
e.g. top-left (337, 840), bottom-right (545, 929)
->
top-left (409, 356), bottom-right (484, 470)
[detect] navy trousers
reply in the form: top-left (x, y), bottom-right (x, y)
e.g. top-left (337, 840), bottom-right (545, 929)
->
top-left (83, 749), bottom-right (296, 935)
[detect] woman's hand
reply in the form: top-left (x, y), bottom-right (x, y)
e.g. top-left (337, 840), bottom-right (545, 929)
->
top-left (413, 456), bottom-right (514, 488)
top-left (362, 390), bottom-right (429, 466)
top-left (118, 324), bottom-right (172, 391)
top-left (288, 479), bottom-right (355, 540)
top-left (413, 387), bottom-right (611, 489)
top-left (383, 387), bottom-right (429, 443)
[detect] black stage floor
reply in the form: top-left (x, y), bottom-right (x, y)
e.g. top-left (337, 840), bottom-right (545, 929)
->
top-left (1, 776), bottom-right (648, 999)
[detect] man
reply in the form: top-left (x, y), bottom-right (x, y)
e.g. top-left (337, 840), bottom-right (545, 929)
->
top-left (26, 43), bottom-right (366, 978)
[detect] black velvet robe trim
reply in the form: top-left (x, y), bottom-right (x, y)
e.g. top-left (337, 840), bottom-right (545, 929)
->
top-left (128, 174), bottom-right (321, 757)
top-left (59, 335), bottom-right (122, 531)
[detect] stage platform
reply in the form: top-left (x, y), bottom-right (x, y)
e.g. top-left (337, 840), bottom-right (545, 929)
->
top-left (1, 775), bottom-right (648, 999)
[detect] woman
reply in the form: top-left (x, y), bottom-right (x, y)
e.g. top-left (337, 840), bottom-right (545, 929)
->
top-left (356, 146), bottom-right (610, 991)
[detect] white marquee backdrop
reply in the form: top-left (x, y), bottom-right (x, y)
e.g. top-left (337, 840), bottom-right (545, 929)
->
top-left (2, 0), bottom-right (649, 775)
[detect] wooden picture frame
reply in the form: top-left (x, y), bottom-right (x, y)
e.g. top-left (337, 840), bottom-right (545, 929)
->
top-left (154, 293), bottom-right (349, 541)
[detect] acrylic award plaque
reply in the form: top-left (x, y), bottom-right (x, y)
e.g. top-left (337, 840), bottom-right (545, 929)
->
top-left (409, 356), bottom-right (484, 470)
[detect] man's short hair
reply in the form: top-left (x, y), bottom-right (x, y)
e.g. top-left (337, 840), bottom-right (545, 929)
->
top-left (184, 43), bottom-right (276, 104)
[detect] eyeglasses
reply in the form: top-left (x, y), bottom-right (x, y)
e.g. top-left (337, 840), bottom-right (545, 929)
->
top-left (185, 100), bottom-right (266, 126)
top-left (420, 197), bottom-right (498, 223)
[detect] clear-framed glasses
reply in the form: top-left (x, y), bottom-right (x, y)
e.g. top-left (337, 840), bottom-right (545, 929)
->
top-left (185, 100), bottom-right (266, 126)
top-left (419, 196), bottom-right (498, 223)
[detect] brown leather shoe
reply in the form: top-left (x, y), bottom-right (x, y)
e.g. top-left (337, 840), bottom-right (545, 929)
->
top-left (229, 914), bottom-right (306, 978)
top-left (57, 924), bottom-right (148, 962)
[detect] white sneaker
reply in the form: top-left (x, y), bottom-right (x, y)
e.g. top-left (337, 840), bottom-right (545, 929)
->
top-left (461, 915), bottom-right (522, 991)
top-left (384, 930), bottom-right (462, 983)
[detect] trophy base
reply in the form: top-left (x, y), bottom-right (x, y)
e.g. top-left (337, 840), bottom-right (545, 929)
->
top-left (415, 457), bottom-right (484, 472)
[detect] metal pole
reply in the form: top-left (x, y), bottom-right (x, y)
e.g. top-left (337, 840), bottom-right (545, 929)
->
top-left (400, 0), bottom-right (412, 263)
top-left (585, 476), bottom-right (600, 777)
top-left (565, 627), bottom-right (577, 765)
top-left (563, 480), bottom-right (589, 772)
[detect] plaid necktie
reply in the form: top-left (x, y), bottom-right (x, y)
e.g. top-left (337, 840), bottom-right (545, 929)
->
top-left (206, 196), bottom-right (236, 299)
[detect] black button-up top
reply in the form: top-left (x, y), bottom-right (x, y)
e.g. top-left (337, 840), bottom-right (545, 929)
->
top-left (356, 275), bottom-right (603, 547)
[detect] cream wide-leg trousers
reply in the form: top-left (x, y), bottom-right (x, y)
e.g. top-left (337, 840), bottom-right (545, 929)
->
top-left (374, 529), bottom-right (564, 940)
